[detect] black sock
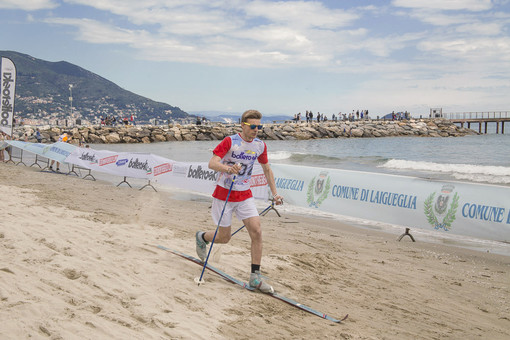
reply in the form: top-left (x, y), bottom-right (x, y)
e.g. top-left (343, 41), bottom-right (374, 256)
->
top-left (251, 264), bottom-right (260, 273)
top-left (201, 232), bottom-right (208, 243)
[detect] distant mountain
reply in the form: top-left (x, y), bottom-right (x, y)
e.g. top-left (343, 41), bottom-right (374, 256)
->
top-left (0, 50), bottom-right (189, 123)
top-left (190, 111), bottom-right (291, 123)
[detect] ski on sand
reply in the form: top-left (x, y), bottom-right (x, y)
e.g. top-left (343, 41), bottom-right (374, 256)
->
top-left (156, 245), bottom-right (348, 323)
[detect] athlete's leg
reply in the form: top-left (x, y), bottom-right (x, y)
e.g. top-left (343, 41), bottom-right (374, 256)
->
top-left (203, 225), bottom-right (232, 244)
top-left (243, 216), bottom-right (262, 264)
top-left (203, 198), bottom-right (234, 244)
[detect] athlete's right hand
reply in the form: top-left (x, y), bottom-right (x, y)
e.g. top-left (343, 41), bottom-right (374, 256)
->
top-left (227, 163), bottom-right (241, 175)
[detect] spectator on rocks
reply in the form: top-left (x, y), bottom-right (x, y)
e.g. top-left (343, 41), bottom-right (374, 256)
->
top-left (35, 129), bottom-right (42, 143)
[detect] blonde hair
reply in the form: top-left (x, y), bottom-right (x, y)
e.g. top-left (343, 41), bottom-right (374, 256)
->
top-left (241, 110), bottom-right (262, 123)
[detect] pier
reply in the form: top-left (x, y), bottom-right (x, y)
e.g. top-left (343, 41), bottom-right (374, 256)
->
top-left (444, 111), bottom-right (510, 134)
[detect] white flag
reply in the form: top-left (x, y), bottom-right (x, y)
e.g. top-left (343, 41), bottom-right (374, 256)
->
top-left (1, 57), bottom-right (16, 137)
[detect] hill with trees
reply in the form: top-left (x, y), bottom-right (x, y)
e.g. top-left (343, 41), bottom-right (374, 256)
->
top-left (1, 50), bottom-right (190, 124)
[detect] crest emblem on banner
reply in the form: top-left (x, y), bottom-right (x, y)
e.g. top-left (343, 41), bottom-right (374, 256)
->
top-left (424, 184), bottom-right (459, 231)
top-left (307, 171), bottom-right (331, 208)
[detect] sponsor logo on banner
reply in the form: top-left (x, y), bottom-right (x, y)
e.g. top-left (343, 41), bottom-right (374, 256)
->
top-left (116, 159), bottom-right (128, 166)
top-left (128, 158), bottom-right (152, 174)
top-left (100, 155), bottom-right (118, 166)
top-left (173, 164), bottom-right (189, 177)
top-left (1, 73), bottom-right (14, 123)
top-left (1, 72), bottom-right (14, 128)
top-left (79, 152), bottom-right (98, 164)
top-left (187, 165), bottom-right (217, 181)
top-left (49, 146), bottom-right (71, 157)
top-left (424, 184), bottom-right (459, 231)
top-left (307, 171), bottom-right (331, 208)
top-left (231, 151), bottom-right (257, 161)
top-left (154, 163), bottom-right (173, 176)
top-left (250, 174), bottom-right (267, 187)
top-left (1, 57), bottom-right (16, 135)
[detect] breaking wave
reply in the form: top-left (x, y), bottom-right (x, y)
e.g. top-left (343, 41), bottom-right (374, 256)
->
top-left (380, 159), bottom-right (510, 185)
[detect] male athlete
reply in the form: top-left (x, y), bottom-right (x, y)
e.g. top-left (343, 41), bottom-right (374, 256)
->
top-left (195, 110), bottom-right (283, 293)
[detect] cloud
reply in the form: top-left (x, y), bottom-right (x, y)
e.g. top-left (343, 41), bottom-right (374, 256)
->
top-left (31, 0), bottom-right (510, 87)
top-left (64, 0), bottom-right (244, 32)
top-left (0, 0), bottom-right (58, 10)
top-left (44, 17), bottom-right (194, 50)
top-left (244, 0), bottom-right (359, 29)
top-left (455, 22), bottom-right (504, 35)
top-left (418, 36), bottom-right (510, 61)
top-left (41, 1), bottom-right (364, 68)
top-left (401, 10), bottom-right (476, 26)
top-left (392, 0), bottom-right (493, 11)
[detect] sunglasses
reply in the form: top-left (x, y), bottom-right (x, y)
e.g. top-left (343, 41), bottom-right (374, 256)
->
top-left (243, 122), bottom-right (263, 130)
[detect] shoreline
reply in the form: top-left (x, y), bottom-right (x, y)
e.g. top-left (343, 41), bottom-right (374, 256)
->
top-left (13, 118), bottom-right (478, 144)
top-left (1, 163), bottom-right (509, 339)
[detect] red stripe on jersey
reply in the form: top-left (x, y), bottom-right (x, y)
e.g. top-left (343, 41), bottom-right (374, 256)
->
top-left (212, 185), bottom-right (253, 202)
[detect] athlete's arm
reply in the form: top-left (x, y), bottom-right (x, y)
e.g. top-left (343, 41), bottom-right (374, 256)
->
top-left (209, 154), bottom-right (241, 174)
top-left (260, 162), bottom-right (283, 205)
top-left (209, 137), bottom-right (241, 174)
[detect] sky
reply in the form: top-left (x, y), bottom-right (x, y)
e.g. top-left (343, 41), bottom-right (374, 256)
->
top-left (1, 0), bottom-right (509, 117)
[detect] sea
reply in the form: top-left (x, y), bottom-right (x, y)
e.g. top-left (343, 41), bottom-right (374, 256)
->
top-left (77, 124), bottom-right (510, 256)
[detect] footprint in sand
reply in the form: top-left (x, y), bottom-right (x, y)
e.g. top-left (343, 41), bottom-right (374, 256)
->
top-left (62, 268), bottom-right (82, 280)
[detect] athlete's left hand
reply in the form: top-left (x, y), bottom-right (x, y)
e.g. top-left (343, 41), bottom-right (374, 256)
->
top-left (273, 194), bottom-right (284, 205)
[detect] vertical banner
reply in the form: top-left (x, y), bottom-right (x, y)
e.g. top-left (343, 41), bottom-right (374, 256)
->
top-left (1, 57), bottom-right (16, 137)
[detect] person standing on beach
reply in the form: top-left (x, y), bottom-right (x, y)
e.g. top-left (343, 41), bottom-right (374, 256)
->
top-left (1, 133), bottom-right (12, 162)
top-left (49, 132), bottom-right (68, 172)
top-left (0, 133), bottom-right (6, 162)
top-left (195, 109), bottom-right (283, 294)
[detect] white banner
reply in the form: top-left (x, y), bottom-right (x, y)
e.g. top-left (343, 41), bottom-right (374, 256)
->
top-left (66, 147), bottom-right (269, 199)
top-left (6, 140), bottom-right (77, 163)
top-left (152, 160), bottom-right (269, 200)
top-left (1, 57), bottom-right (16, 137)
top-left (66, 148), bottom-right (161, 179)
top-left (8, 141), bottom-right (510, 241)
top-left (271, 164), bottom-right (510, 242)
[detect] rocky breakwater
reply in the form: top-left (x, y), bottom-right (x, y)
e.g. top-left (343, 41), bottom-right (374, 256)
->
top-left (18, 118), bottom-right (477, 144)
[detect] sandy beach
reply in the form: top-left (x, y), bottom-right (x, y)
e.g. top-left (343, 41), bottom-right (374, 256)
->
top-left (0, 163), bottom-right (509, 339)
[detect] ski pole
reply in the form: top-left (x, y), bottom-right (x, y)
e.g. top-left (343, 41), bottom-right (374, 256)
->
top-left (196, 175), bottom-right (236, 285)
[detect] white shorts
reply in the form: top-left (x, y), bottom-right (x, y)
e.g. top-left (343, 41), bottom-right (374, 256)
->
top-left (211, 197), bottom-right (259, 227)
